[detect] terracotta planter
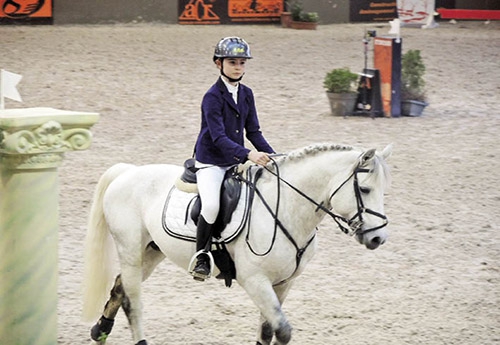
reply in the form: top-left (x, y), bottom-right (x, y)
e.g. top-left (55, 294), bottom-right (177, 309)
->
top-left (290, 21), bottom-right (317, 30)
top-left (326, 92), bottom-right (357, 116)
top-left (281, 12), bottom-right (292, 28)
top-left (401, 100), bottom-right (429, 116)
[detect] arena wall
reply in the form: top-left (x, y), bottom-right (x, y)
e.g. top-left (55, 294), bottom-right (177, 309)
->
top-left (2, 0), bottom-right (497, 25)
top-left (54, 0), bottom-right (178, 24)
top-left (53, 0), bottom-right (350, 25)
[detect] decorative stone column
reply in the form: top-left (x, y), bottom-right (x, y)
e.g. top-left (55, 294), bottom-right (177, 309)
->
top-left (0, 107), bottom-right (99, 345)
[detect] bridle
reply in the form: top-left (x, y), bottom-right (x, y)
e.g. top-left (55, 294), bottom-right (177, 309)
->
top-left (262, 158), bottom-right (388, 238)
top-left (240, 156), bottom-right (388, 285)
top-left (326, 166), bottom-right (389, 236)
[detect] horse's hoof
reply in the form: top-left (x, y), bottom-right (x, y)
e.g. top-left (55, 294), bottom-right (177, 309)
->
top-left (136, 340), bottom-right (148, 345)
top-left (90, 316), bottom-right (115, 342)
top-left (260, 321), bottom-right (273, 344)
top-left (275, 321), bottom-right (292, 344)
top-left (90, 325), bottom-right (107, 343)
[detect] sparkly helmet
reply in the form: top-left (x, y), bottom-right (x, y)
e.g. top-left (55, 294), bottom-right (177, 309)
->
top-left (213, 37), bottom-right (252, 62)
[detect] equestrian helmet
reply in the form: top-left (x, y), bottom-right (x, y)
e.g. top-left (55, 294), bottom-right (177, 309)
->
top-left (213, 37), bottom-right (252, 61)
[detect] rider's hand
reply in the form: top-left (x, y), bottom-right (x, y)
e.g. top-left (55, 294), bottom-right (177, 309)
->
top-left (248, 151), bottom-right (271, 166)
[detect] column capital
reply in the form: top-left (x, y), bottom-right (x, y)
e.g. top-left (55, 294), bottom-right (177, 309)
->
top-left (0, 107), bottom-right (99, 170)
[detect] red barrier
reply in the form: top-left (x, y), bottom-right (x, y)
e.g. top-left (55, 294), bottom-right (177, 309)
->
top-left (437, 8), bottom-right (500, 20)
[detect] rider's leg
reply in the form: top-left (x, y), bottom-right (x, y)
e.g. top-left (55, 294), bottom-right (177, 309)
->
top-left (192, 215), bottom-right (214, 279)
top-left (191, 164), bottom-right (227, 280)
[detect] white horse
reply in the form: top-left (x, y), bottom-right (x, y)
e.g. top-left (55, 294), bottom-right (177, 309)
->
top-left (82, 143), bottom-right (392, 345)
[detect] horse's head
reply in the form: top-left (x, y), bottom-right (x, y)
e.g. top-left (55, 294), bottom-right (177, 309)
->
top-left (329, 145), bottom-right (392, 250)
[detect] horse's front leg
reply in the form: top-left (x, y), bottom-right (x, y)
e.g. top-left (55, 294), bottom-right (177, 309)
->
top-left (256, 281), bottom-right (294, 345)
top-left (241, 276), bottom-right (293, 345)
top-left (256, 316), bottom-right (274, 345)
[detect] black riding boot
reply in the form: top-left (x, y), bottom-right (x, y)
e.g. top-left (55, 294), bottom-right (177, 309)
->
top-left (192, 216), bottom-right (213, 281)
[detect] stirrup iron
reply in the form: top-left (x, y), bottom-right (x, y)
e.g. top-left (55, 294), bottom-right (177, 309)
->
top-left (188, 250), bottom-right (215, 281)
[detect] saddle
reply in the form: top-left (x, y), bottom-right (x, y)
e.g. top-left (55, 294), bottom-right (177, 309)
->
top-left (169, 159), bottom-right (261, 287)
top-left (176, 158), bottom-right (243, 237)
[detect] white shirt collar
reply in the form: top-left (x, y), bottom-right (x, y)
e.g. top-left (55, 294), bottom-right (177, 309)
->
top-left (221, 77), bottom-right (239, 104)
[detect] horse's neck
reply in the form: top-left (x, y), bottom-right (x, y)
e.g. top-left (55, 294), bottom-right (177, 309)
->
top-left (260, 152), bottom-right (355, 242)
top-left (280, 151), bottom-right (354, 200)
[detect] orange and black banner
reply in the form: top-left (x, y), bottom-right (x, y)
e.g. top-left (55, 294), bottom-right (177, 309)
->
top-left (179, 0), bottom-right (283, 25)
top-left (350, 0), bottom-right (398, 22)
top-left (0, 0), bottom-right (53, 24)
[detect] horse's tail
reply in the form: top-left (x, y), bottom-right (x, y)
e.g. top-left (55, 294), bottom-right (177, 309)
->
top-left (82, 163), bottom-right (135, 322)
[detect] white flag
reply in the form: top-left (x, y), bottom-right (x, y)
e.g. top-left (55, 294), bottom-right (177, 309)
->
top-left (1, 69), bottom-right (23, 102)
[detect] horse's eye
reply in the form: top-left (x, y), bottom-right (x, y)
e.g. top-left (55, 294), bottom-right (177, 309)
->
top-left (360, 187), bottom-right (371, 194)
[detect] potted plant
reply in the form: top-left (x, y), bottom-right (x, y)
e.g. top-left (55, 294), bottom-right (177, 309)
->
top-left (401, 49), bottom-right (428, 116)
top-left (324, 67), bottom-right (359, 116)
top-left (290, 1), bottom-right (319, 30)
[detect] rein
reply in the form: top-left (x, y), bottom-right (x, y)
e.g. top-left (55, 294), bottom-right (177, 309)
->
top-left (241, 161), bottom-right (316, 286)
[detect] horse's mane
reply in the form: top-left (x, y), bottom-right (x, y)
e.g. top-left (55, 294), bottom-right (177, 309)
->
top-left (275, 143), bottom-right (355, 165)
top-left (272, 142), bottom-right (391, 188)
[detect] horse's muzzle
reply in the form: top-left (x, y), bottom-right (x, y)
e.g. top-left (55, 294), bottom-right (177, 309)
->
top-left (358, 231), bottom-right (387, 250)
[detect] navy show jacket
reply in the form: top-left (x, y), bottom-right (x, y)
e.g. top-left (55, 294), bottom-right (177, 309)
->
top-left (194, 77), bottom-right (274, 166)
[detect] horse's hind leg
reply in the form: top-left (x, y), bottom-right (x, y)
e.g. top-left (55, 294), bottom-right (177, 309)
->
top-left (90, 275), bottom-right (124, 343)
top-left (120, 242), bottom-right (165, 345)
top-left (90, 242), bottom-right (165, 345)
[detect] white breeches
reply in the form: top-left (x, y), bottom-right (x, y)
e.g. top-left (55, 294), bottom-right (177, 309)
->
top-left (195, 163), bottom-right (232, 224)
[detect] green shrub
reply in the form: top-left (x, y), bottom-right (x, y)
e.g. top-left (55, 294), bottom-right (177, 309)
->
top-left (300, 12), bottom-right (319, 22)
top-left (401, 49), bottom-right (427, 101)
top-left (290, 1), bottom-right (319, 22)
top-left (323, 68), bottom-right (359, 93)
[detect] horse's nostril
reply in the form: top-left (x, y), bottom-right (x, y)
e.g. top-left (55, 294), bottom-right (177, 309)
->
top-left (372, 236), bottom-right (382, 245)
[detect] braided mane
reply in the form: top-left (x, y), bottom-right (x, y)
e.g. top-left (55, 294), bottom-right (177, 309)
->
top-left (276, 143), bottom-right (355, 165)
top-left (272, 142), bottom-right (391, 189)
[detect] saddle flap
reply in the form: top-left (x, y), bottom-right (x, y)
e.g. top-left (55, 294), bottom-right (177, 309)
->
top-left (190, 172), bottom-right (242, 236)
top-left (220, 172), bottom-right (242, 225)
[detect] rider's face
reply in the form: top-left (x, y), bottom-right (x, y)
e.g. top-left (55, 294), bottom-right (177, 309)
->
top-left (218, 58), bottom-right (247, 81)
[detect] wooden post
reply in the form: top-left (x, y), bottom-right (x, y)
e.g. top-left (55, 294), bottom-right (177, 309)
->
top-left (0, 107), bottom-right (99, 345)
top-left (374, 36), bottom-right (402, 117)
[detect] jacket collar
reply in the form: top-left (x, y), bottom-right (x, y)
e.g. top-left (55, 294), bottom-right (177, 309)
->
top-left (216, 77), bottom-right (243, 112)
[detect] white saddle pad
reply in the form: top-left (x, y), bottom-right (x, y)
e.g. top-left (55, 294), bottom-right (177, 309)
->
top-left (162, 184), bottom-right (250, 243)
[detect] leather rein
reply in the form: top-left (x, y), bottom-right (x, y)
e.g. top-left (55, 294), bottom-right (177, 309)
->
top-left (240, 156), bottom-right (388, 285)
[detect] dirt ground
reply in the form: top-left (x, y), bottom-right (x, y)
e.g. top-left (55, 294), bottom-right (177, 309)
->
top-left (1, 20), bottom-right (499, 345)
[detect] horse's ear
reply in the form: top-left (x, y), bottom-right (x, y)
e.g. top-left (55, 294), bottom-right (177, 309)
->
top-left (359, 149), bottom-right (376, 167)
top-left (381, 144), bottom-right (393, 160)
